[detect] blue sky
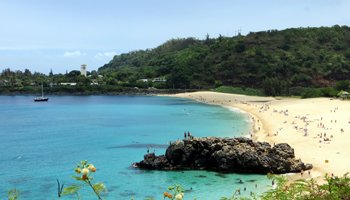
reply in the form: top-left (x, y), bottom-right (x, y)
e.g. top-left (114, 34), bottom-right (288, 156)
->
top-left (1, 0), bottom-right (349, 74)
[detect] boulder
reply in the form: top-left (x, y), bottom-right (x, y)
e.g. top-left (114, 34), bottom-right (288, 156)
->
top-left (134, 137), bottom-right (312, 174)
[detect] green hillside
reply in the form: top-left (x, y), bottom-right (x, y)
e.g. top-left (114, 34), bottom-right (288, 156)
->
top-left (99, 25), bottom-right (350, 96)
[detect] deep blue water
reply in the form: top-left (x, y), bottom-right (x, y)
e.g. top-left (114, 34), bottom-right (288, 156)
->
top-left (0, 95), bottom-right (269, 199)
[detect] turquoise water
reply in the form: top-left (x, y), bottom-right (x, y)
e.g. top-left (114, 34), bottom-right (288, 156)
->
top-left (0, 96), bottom-right (269, 199)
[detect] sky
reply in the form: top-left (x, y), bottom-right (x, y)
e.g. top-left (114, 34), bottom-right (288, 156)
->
top-left (1, 0), bottom-right (350, 74)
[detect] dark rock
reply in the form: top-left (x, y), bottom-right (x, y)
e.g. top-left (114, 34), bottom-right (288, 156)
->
top-left (135, 153), bottom-right (172, 170)
top-left (133, 137), bottom-right (313, 174)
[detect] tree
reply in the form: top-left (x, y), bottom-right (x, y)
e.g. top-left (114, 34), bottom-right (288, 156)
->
top-left (335, 80), bottom-right (350, 91)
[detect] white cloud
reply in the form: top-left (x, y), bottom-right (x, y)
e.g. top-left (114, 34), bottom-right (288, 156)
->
top-left (63, 50), bottom-right (86, 57)
top-left (94, 51), bottom-right (117, 60)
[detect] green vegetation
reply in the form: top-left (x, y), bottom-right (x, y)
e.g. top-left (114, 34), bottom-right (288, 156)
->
top-left (214, 86), bottom-right (264, 96)
top-left (0, 68), bottom-right (190, 95)
top-left (221, 173), bottom-right (350, 200)
top-left (61, 160), bottom-right (106, 200)
top-left (161, 185), bottom-right (185, 200)
top-left (100, 25), bottom-right (350, 97)
top-left (7, 189), bottom-right (19, 200)
top-left (261, 173), bottom-right (350, 200)
top-left (1, 25), bottom-right (350, 97)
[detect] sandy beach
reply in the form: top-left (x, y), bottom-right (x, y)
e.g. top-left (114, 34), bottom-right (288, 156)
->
top-left (170, 91), bottom-right (350, 181)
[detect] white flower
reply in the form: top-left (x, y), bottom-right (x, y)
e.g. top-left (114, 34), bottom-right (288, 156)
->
top-left (175, 193), bottom-right (184, 200)
top-left (81, 168), bottom-right (89, 175)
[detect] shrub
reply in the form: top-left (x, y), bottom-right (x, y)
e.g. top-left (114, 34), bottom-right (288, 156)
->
top-left (214, 86), bottom-right (264, 96)
top-left (62, 160), bottom-right (107, 200)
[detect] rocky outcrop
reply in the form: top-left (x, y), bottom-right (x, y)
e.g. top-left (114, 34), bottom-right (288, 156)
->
top-left (134, 137), bottom-right (312, 174)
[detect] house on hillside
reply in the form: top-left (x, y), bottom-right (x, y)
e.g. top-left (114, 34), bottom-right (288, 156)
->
top-left (139, 77), bottom-right (166, 83)
top-left (139, 79), bottom-right (149, 82)
top-left (0, 79), bottom-right (9, 86)
top-left (152, 77), bottom-right (166, 82)
top-left (80, 64), bottom-right (87, 77)
top-left (60, 82), bottom-right (77, 86)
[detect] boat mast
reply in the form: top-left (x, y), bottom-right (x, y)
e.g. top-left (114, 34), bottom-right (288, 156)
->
top-left (41, 83), bottom-right (44, 97)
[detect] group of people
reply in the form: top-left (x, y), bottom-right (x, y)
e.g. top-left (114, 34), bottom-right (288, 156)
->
top-left (234, 182), bottom-right (259, 197)
top-left (184, 131), bottom-right (194, 139)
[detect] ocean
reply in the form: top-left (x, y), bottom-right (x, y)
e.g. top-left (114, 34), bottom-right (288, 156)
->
top-left (0, 95), bottom-right (269, 199)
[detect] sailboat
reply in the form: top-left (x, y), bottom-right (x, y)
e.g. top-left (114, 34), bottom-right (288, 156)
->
top-left (34, 83), bottom-right (49, 102)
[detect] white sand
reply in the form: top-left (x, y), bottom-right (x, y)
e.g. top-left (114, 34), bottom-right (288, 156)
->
top-left (169, 91), bottom-right (350, 181)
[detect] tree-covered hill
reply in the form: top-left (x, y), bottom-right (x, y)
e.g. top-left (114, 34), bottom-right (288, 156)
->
top-left (99, 25), bottom-right (350, 96)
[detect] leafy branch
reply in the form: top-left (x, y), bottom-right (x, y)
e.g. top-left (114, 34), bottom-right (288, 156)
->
top-left (61, 160), bottom-right (107, 200)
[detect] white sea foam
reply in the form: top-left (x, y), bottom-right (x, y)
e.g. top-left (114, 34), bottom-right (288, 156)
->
top-left (223, 105), bottom-right (247, 114)
top-left (221, 105), bottom-right (254, 138)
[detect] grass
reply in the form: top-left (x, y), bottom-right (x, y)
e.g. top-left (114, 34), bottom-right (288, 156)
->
top-left (213, 86), bottom-right (265, 96)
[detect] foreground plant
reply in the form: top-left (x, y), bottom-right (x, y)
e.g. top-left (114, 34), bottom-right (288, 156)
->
top-left (4, 164), bottom-right (350, 200)
top-left (261, 173), bottom-right (350, 200)
top-left (163, 184), bottom-right (184, 200)
top-left (62, 160), bottom-right (107, 200)
top-left (220, 173), bottom-right (350, 200)
top-left (7, 189), bottom-right (19, 200)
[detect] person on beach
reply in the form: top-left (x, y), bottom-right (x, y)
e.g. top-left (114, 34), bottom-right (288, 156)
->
top-left (236, 189), bottom-right (241, 195)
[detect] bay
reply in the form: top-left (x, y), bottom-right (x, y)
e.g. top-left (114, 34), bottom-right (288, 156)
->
top-left (0, 95), bottom-right (269, 199)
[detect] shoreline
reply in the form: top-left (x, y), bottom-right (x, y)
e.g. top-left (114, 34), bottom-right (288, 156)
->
top-left (165, 91), bottom-right (350, 183)
top-left (0, 88), bottom-right (198, 96)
